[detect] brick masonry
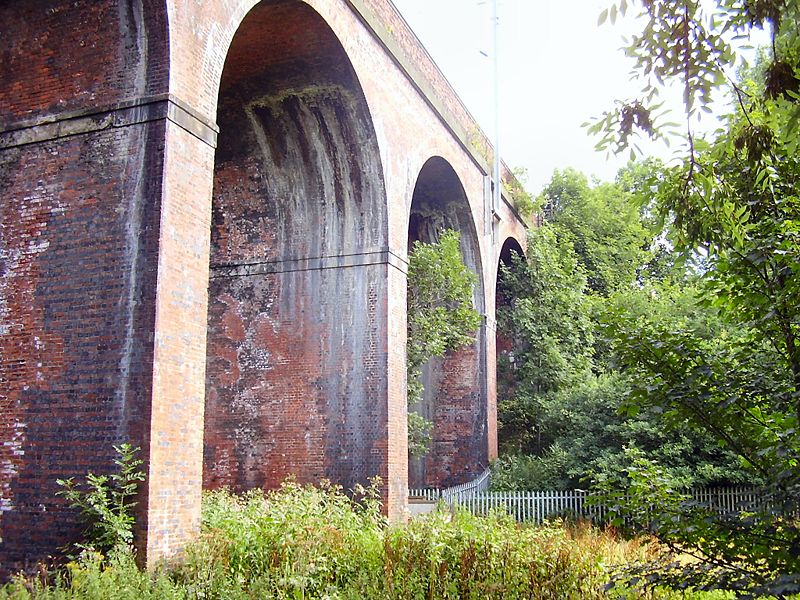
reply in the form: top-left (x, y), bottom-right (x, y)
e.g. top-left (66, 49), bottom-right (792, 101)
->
top-left (406, 157), bottom-right (488, 489)
top-left (0, 0), bottom-right (527, 575)
top-left (202, 0), bottom-right (391, 498)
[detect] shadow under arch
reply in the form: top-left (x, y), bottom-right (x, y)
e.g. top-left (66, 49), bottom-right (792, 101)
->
top-left (203, 0), bottom-right (390, 495)
top-left (407, 156), bottom-right (487, 489)
top-left (496, 236), bottom-right (526, 306)
top-left (495, 235), bottom-right (526, 393)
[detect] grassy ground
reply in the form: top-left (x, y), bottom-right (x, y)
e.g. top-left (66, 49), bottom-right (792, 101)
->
top-left (0, 482), bottom-right (758, 599)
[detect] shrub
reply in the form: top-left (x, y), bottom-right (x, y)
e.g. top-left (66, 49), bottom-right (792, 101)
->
top-left (1, 480), bottom-right (752, 599)
top-left (175, 480), bottom-right (386, 599)
top-left (56, 444), bottom-right (145, 555)
top-left (0, 546), bottom-right (185, 600)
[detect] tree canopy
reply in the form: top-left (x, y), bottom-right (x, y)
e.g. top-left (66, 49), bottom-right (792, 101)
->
top-left (495, 166), bottom-right (750, 491)
top-left (406, 229), bottom-right (480, 457)
top-left (580, 0), bottom-right (800, 595)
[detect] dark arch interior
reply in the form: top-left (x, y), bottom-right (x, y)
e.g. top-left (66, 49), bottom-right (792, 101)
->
top-left (496, 236), bottom-right (525, 308)
top-left (203, 0), bottom-right (389, 493)
top-left (495, 236), bottom-right (525, 447)
top-left (407, 157), bottom-right (487, 489)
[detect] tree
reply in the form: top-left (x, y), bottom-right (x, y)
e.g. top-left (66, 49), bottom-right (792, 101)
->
top-left (406, 229), bottom-right (481, 457)
top-left (587, 1), bottom-right (800, 595)
top-left (589, 0), bottom-right (800, 159)
top-left (600, 116), bottom-right (800, 598)
top-left (539, 168), bottom-right (652, 295)
top-left (495, 167), bottom-right (751, 491)
top-left (496, 224), bottom-right (593, 457)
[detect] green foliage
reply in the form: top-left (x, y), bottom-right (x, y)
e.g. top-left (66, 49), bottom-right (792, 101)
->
top-left (497, 224), bottom-right (593, 403)
top-left (406, 229), bottom-right (481, 456)
top-left (407, 229), bottom-right (481, 372)
top-left (177, 480), bottom-right (386, 598)
top-left (495, 371), bottom-right (749, 490)
top-left (602, 264), bottom-right (800, 595)
top-left (0, 546), bottom-right (186, 600)
top-left (602, 278), bottom-right (796, 483)
top-left (496, 166), bottom-right (752, 490)
top-left (589, 0), bottom-right (800, 157)
top-left (407, 411), bottom-right (433, 458)
top-left (1, 482), bottom-right (755, 599)
top-left (595, 450), bottom-right (800, 599)
top-left (56, 444), bottom-right (145, 555)
top-left (539, 168), bottom-right (653, 295)
top-left (489, 450), bottom-right (573, 491)
top-left (380, 512), bottom-right (611, 599)
top-left (504, 167), bottom-right (537, 224)
top-left (584, 1), bottom-right (800, 595)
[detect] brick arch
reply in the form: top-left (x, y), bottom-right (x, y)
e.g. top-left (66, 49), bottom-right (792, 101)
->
top-left (202, 0), bottom-right (391, 499)
top-left (407, 156), bottom-right (488, 489)
top-left (495, 236), bottom-right (526, 411)
top-left (168, 0), bottom-right (385, 126)
top-left (495, 236), bottom-right (526, 303)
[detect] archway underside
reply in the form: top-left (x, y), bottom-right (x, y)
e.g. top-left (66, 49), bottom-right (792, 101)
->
top-left (495, 237), bottom-right (525, 417)
top-left (203, 0), bottom-right (389, 494)
top-left (407, 157), bottom-right (487, 490)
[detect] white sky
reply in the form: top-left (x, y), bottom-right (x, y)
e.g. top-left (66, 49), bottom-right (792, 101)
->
top-left (389, 0), bottom-right (748, 194)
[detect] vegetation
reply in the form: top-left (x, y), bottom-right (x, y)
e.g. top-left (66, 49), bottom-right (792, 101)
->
top-left (494, 167), bottom-right (750, 490)
top-left (570, 0), bottom-right (800, 595)
top-left (0, 482), bottom-right (743, 599)
top-left (406, 229), bottom-right (481, 456)
top-left (505, 167), bottom-right (537, 224)
top-left (55, 444), bottom-right (145, 556)
top-left (497, 7), bottom-right (800, 590)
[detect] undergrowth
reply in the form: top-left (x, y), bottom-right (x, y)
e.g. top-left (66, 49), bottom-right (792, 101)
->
top-left (0, 481), bottom-right (750, 599)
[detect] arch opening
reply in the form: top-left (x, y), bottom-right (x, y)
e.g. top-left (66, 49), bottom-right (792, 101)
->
top-left (496, 237), bottom-right (525, 312)
top-left (203, 0), bottom-right (389, 494)
top-left (495, 237), bottom-right (525, 426)
top-left (407, 157), bottom-right (486, 489)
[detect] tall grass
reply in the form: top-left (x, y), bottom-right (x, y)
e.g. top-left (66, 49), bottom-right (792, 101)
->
top-left (1, 481), bottom-right (740, 599)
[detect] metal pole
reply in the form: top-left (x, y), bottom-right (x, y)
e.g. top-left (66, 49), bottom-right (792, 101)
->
top-left (492, 0), bottom-right (501, 216)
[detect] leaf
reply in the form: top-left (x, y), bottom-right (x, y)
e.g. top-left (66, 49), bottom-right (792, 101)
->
top-left (598, 7), bottom-right (609, 26)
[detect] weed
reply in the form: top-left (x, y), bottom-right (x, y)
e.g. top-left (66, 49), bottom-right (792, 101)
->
top-left (56, 444), bottom-right (144, 555)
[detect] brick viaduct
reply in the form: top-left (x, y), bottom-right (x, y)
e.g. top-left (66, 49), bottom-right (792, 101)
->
top-left (0, 0), bottom-right (527, 572)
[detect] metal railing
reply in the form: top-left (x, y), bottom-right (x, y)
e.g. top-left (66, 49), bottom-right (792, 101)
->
top-left (410, 483), bottom-right (792, 525)
top-left (410, 468), bottom-right (491, 504)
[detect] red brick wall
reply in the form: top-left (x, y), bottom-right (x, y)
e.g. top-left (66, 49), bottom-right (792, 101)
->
top-left (0, 120), bottom-right (167, 574)
top-left (411, 336), bottom-right (488, 488)
top-left (0, 0), bottom-right (168, 123)
top-left (0, 0), bottom-right (173, 574)
top-left (203, 0), bottom-right (392, 497)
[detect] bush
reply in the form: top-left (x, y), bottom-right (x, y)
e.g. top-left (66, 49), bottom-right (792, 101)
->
top-left (0, 547), bottom-right (185, 600)
top-left (490, 450), bottom-right (573, 491)
top-left (56, 443), bottom-right (145, 555)
top-left (1, 481), bottom-right (749, 599)
top-left (176, 480), bottom-right (386, 598)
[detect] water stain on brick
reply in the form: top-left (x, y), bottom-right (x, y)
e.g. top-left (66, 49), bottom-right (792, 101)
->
top-left (0, 113), bottom-right (168, 573)
top-left (204, 0), bottom-right (389, 496)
